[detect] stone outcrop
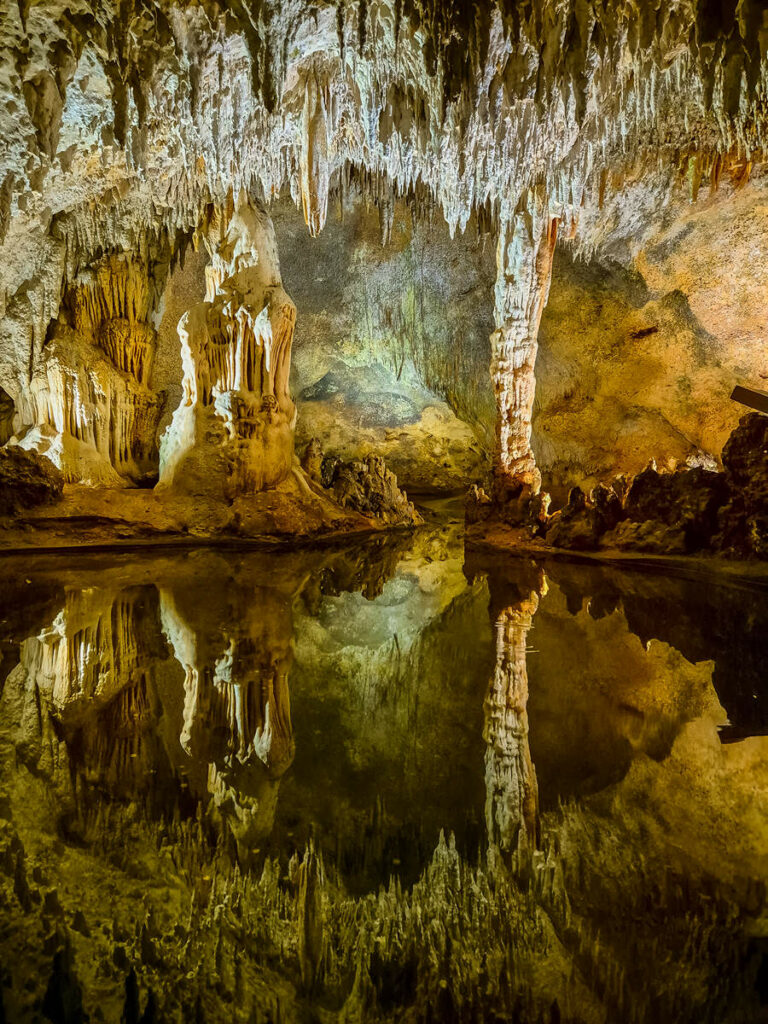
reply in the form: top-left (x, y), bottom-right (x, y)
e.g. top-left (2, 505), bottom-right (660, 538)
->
top-left (301, 439), bottom-right (422, 526)
top-left (0, 446), bottom-right (64, 516)
top-left (713, 412), bottom-right (768, 558)
top-left (474, 413), bottom-right (768, 559)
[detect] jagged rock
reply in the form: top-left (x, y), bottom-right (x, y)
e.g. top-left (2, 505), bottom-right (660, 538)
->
top-left (615, 464), bottom-right (730, 554)
top-left (713, 413), bottom-right (768, 557)
top-left (547, 486), bottom-right (604, 551)
top-left (321, 452), bottom-right (421, 526)
top-left (465, 484), bottom-right (493, 525)
top-left (0, 446), bottom-right (63, 516)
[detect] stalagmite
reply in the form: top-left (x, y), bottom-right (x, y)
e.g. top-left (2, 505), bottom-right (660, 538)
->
top-left (159, 195), bottom-right (298, 499)
top-left (491, 191), bottom-right (558, 500)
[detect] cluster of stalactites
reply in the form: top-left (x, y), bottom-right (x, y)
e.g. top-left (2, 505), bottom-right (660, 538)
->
top-left (5, 0), bottom-right (768, 258)
top-left (66, 255), bottom-right (159, 386)
top-left (184, 302), bottom-right (279, 409)
top-left (20, 343), bottom-right (163, 481)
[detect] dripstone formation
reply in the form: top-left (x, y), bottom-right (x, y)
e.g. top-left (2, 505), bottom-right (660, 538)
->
top-left (1, 1), bottom-right (768, 548)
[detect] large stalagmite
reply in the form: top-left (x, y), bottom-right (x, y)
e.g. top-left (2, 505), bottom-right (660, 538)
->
top-left (159, 196), bottom-right (297, 499)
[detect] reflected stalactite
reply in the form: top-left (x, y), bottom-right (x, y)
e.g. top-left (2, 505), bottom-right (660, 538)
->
top-left (484, 568), bottom-right (545, 857)
top-left (20, 585), bottom-right (161, 711)
top-left (12, 584), bottom-right (173, 826)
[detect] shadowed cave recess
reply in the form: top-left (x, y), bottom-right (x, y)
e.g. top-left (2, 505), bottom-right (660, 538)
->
top-left (3, 1), bottom-right (768, 1022)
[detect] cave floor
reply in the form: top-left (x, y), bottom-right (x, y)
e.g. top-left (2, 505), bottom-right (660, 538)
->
top-left (1, 501), bottom-right (768, 1021)
top-left (0, 478), bottom-right (399, 552)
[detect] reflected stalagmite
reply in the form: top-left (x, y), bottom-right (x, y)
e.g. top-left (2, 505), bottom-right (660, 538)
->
top-left (160, 574), bottom-right (295, 862)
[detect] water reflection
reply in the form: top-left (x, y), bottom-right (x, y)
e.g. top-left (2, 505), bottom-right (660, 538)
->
top-left (484, 565), bottom-right (543, 857)
top-left (1, 512), bottom-right (767, 1021)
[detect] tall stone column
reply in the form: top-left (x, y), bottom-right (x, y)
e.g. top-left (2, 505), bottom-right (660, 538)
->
top-left (483, 578), bottom-right (543, 857)
top-left (491, 190), bottom-right (558, 500)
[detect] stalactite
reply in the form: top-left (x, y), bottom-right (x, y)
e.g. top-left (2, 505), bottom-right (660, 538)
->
top-left (300, 74), bottom-right (331, 237)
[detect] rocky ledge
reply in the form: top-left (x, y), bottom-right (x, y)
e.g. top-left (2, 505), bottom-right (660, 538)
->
top-left (468, 413), bottom-right (768, 560)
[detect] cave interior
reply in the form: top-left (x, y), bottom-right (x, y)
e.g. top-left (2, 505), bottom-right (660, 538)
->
top-left (2, 1), bottom-right (768, 1022)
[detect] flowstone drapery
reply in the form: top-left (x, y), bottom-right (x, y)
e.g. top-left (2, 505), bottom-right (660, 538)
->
top-left (14, 256), bottom-right (164, 486)
top-left (158, 196), bottom-right (297, 499)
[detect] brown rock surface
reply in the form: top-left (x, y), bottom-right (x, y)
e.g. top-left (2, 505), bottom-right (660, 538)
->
top-left (0, 446), bottom-right (63, 515)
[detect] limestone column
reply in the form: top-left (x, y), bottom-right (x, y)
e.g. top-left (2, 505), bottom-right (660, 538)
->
top-left (491, 190), bottom-right (558, 499)
top-left (483, 582), bottom-right (542, 856)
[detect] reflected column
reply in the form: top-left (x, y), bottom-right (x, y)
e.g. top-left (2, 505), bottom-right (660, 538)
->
top-left (483, 569), bottom-right (545, 858)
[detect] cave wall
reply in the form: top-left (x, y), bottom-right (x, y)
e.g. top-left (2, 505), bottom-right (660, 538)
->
top-left (143, 172), bottom-right (767, 503)
top-left (272, 194), bottom-right (495, 494)
top-left (533, 172), bottom-right (768, 503)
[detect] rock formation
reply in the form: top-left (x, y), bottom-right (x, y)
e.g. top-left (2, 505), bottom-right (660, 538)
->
top-left (491, 191), bottom-right (559, 499)
top-left (301, 438), bottom-right (422, 526)
top-left (12, 255), bottom-right (166, 486)
top-left (0, 1), bottom-right (766, 545)
top-left (159, 195), bottom-right (297, 499)
top-left (0, 446), bottom-right (64, 516)
top-left (471, 412), bottom-right (768, 560)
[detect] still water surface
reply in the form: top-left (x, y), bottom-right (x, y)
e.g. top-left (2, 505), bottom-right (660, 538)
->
top-left (1, 501), bottom-right (767, 1022)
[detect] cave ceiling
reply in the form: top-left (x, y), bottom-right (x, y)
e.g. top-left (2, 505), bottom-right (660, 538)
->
top-left (2, 0), bottom-right (766, 265)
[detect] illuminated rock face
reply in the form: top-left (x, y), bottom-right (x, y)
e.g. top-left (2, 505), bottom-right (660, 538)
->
top-left (158, 196), bottom-right (297, 498)
top-left (1, 1), bottom-right (768, 534)
top-left (15, 257), bottom-right (164, 486)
